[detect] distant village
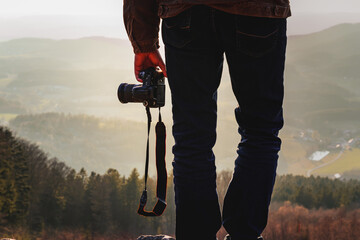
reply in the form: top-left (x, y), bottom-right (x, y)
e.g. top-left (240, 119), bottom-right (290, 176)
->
top-left (294, 128), bottom-right (360, 179)
top-left (294, 129), bottom-right (360, 151)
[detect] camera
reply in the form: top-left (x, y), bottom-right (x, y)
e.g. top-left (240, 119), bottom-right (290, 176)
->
top-left (118, 67), bottom-right (165, 108)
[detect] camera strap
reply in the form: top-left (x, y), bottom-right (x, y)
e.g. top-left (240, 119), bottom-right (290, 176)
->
top-left (137, 106), bottom-right (167, 217)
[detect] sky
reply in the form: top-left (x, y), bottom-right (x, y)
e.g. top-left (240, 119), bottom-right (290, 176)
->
top-left (0, 0), bottom-right (360, 16)
top-left (0, 0), bottom-right (122, 16)
top-left (0, 0), bottom-right (360, 40)
top-left (292, 0), bottom-right (360, 13)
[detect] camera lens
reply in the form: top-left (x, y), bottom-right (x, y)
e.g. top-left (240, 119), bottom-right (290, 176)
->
top-left (118, 83), bottom-right (136, 103)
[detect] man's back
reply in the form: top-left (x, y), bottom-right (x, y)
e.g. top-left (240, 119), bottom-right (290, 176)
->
top-left (123, 0), bottom-right (290, 54)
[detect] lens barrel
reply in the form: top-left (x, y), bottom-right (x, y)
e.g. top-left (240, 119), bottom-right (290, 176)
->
top-left (117, 67), bottom-right (165, 107)
top-left (118, 83), bottom-right (137, 103)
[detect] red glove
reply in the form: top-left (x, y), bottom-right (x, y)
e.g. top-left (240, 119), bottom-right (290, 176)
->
top-left (134, 50), bottom-right (167, 82)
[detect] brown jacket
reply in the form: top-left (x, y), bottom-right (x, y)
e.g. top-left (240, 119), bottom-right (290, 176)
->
top-left (123, 0), bottom-right (291, 53)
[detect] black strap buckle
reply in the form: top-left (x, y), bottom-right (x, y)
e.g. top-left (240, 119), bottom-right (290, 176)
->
top-left (138, 190), bottom-right (167, 216)
top-left (137, 107), bottom-right (167, 217)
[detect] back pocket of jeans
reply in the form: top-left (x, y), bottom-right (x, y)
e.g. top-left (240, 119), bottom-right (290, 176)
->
top-left (162, 8), bottom-right (192, 48)
top-left (236, 16), bottom-right (280, 58)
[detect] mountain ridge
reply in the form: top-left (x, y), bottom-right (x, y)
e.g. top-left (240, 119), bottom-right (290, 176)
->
top-left (1, 22), bottom-right (359, 177)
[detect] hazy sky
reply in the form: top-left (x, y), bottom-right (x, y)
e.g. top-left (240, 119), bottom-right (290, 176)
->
top-left (0, 0), bottom-right (122, 16)
top-left (1, 0), bottom-right (360, 16)
top-left (0, 0), bottom-right (360, 40)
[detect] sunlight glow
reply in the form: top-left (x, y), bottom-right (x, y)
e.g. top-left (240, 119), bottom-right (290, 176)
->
top-left (0, 0), bottom-right (122, 16)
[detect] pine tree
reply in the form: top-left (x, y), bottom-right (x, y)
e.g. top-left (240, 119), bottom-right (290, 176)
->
top-left (0, 128), bottom-right (13, 222)
top-left (62, 168), bottom-right (86, 228)
top-left (86, 171), bottom-right (111, 234)
top-left (11, 139), bottom-right (30, 225)
top-left (103, 168), bottom-right (123, 232)
top-left (121, 168), bottom-right (142, 233)
top-left (0, 128), bottom-right (17, 224)
top-left (38, 159), bottom-right (68, 228)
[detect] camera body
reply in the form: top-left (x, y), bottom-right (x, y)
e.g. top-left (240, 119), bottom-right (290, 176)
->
top-left (118, 67), bottom-right (165, 108)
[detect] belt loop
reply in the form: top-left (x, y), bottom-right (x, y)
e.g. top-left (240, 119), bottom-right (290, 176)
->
top-left (158, 5), bottom-right (167, 17)
top-left (265, 6), bottom-right (272, 16)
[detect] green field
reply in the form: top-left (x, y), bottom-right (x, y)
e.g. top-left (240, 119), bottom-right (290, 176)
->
top-left (313, 148), bottom-right (360, 175)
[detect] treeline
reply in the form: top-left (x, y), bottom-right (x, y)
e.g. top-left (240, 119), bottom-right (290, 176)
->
top-left (0, 126), bottom-right (175, 239)
top-left (272, 174), bottom-right (360, 209)
top-left (1, 126), bottom-right (360, 239)
top-left (9, 112), bottom-right (150, 174)
top-left (263, 202), bottom-right (360, 240)
top-left (217, 203), bottom-right (360, 240)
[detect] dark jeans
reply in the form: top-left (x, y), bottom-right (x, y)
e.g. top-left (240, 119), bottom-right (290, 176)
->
top-left (162, 5), bottom-right (287, 240)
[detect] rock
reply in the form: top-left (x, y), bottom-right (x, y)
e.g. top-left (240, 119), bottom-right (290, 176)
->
top-left (137, 235), bottom-right (175, 240)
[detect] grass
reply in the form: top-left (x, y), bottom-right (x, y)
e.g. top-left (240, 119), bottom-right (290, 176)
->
top-left (278, 128), bottom-right (321, 175)
top-left (313, 148), bottom-right (360, 175)
top-left (281, 138), bottom-right (309, 163)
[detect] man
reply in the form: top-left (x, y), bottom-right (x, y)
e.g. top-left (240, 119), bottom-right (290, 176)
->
top-left (123, 1), bottom-right (291, 240)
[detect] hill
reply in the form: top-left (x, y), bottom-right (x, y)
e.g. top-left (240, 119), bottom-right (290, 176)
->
top-left (284, 23), bottom-right (360, 135)
top-left (8, 113), bottom-right (162, 175)
top-left (1, 25), bottom-right (359, 132)
top-left (1, 23), bottom-right (360, 176)
top-left (0, 37), bottom-right (137, 119)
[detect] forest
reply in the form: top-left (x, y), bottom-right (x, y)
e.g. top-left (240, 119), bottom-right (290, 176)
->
top-left (1, 126), bottom-right (360, 240)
